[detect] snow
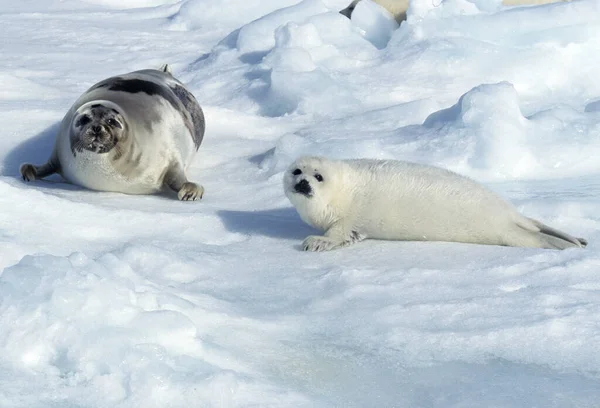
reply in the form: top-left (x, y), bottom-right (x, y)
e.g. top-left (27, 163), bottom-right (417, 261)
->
top-left (350, 0), bottom-right (400, 49)
top-left (1, 0), bottom-right (600, 406)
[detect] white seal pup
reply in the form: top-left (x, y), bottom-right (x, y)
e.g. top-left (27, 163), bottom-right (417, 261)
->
top-left (339, 0), bottom-right (569, 25)
top-left (284, 156), bottom-right (587, 251)
top-left (20, 64), bottom-right (205, 201)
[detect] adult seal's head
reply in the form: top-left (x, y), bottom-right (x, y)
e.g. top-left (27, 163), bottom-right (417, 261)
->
top-left (69, 101), bottom-right (128, 156)
top-left (19, 64), bottom-right (206, 201)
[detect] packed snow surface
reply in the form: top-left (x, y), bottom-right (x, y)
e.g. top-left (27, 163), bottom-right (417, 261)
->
top-left (1, 0), bottom-right (600, 406)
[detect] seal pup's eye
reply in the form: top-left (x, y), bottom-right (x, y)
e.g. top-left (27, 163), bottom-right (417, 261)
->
top-left (76, 115), bottom-right (91, 127)
top-left (292, 169), bottom-right (302, 176)
top-left (107, 118), bottom-right (122, 129)
top-left (314, 174), bottom-right (324, 182)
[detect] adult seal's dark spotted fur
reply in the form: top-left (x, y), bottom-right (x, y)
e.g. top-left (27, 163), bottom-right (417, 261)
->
top-left (19, 65), bottom-right (206, 201)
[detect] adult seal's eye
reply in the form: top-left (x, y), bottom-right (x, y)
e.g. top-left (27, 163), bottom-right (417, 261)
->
top-left (292, 169), bottom-right (302, 176)
top-left (108, 118), bottom-right (122, 128)
top-left (76, 115), bottom-right (90, 127)
top-left (315, 174), bottom-right (324, 182)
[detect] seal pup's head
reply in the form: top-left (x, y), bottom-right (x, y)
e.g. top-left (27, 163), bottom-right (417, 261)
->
top-left (70, 100), bottom-right (127, 155)
top-left (284, 156), bottom-right (333, 199)
top-left (284, 156), bottom-right (351, 230)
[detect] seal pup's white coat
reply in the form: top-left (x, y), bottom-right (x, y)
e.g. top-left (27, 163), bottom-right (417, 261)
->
top-left (20, 64), bottom-right (205, 201)
top-left (284, 156), bottom-right (587, 251)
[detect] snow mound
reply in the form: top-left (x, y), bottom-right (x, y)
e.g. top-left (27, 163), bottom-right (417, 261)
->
top-left (421, 82), bottom-right (600, 180)
top-left (264, 82), bottom-right (600, 181)
top-left (422, 81), bottom-right (530, 177)
top-left (407, 0), bottom-right (483, 21)
top-left (0, 249), bottom-right (313, 406)
top-left (197, 0), bottom-right (379, 117)
top-left (349, 0), bottom-right (399, 49)
top-left (168, 0), bottom-right (303, 31)
top-left (259, 20), bottom-right (365, 116)
top-left (3, 0), bottom-right (600, 405)
top-left (235, 0), bottom-right (331, 54)
top-left (81, 0), bottom-right (179, 9)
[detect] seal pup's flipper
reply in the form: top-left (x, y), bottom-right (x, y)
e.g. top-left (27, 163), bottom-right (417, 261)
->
top-left (20, 155), bottom-right (60, 181)
top-left (520, 218), bottom-right (587, 249)
top-left (303, 224), bottom-right (365, 252)
top-left (163, 163), bottom-right (204, 201)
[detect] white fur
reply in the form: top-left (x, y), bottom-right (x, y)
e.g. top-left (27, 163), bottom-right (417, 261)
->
top-left (283, 156), bottom-right (586, 251)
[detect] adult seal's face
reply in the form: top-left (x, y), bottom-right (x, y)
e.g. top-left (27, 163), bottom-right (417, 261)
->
top-left (70, 102), bottom-right (127, 155)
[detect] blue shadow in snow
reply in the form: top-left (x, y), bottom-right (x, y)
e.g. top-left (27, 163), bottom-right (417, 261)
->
top-left (217, 207), bottom-right (316, 240)
top-left (3, 122), bottom-right (60, 178)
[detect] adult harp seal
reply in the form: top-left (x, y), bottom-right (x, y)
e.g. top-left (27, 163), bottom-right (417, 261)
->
top-left (20, 64), bottom-right (205, 201)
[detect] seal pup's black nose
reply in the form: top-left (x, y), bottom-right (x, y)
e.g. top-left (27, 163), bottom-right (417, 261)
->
top-left (294, 179), bottom-right (312, 196)
top-left (91, 125), bottom-right (102, 133)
